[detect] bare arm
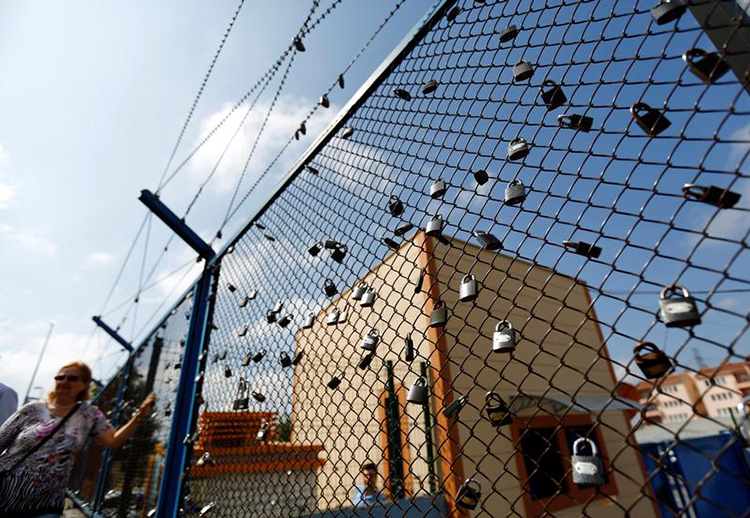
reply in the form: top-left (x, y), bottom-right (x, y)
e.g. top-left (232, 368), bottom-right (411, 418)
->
top-left (95, 393), bottom-right (155, 449)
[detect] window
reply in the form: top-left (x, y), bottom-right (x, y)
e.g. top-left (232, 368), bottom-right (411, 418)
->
top-left (519, 427), bottom-right (568, 500)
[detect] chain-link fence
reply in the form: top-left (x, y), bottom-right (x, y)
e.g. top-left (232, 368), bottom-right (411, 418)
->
top-left (70, 0), bottom-right (750, 517)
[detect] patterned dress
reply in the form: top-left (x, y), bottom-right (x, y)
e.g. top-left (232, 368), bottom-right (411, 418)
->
top-left (0, 401), bottom-right (112, 517)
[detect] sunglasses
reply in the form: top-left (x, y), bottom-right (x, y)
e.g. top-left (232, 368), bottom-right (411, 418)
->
top-left (54, 375), bottom-right (81, 382)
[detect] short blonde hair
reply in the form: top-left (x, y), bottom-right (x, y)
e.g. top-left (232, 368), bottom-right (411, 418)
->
top-left (48, 361), bottom-right (93, 402)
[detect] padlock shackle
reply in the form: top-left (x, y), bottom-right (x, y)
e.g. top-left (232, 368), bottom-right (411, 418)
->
top-left (682, 47), bottom-right (707, 65)
top-left (494, 319), bottom-right (512, 331)
top-left (633, 341), bottom-right (660, 356)
top-left (464, 478), bottom-right (482, 492)
top-left (562, 240), bottom-right (578, 250)
top-left (414, 376), bottom-right (427, 387)
top-left (433, 299), bottom-right (444, 309)
top-left (509, 137), bottom-right (525, 145)
top-left (630, 102), bottom-right (652, 119)
top-left (369, 328), bottom-right (380, 337)
top-left (682, 183), bottom-right (707, 200)
top-left (462, 273), bottom-right (475, 283)
top-left (541, 79), bottom-right (558, 89)
top-left (660, 284), bottom-right (690, 299)
top-left (573, 437), bottom-right (598, 456)
top-left (509, 179), bottom-right (523, 186)
top-left (485, 391), bottom-right (504, 405)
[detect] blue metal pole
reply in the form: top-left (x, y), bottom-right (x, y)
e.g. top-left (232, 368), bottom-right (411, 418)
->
top-left (154, 267), bottom-right (214, 518)
top-left (92, 316), bottom-right (133, 353)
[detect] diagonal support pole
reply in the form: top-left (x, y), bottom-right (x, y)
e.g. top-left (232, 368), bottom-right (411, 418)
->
top-left (92, 316), bottom-right (133, 353)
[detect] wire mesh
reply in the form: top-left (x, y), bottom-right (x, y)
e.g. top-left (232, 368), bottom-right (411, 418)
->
top-left (78, 0), bottom-right (750, 517)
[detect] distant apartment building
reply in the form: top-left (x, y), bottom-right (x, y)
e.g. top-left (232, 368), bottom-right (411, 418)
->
top-left (636, 360), bottom-right (750, 425)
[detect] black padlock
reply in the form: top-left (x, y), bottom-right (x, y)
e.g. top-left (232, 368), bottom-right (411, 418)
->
top-left (571, 438), bottom-right (605, 486)
top-left (280, 353), bottom-right (293, 368)
top-left (361, 328), bottom-right (380, 352)
top-left (682, 183), bottom-right (740, 209)
top-left (308, 241), bottom-right (322, 256)
top-left (278, 314), bottom-right (292, 328)
top-left (513, 60), bottom-right (534, 81)
top-left (327, 371), bottom-right (345, 390)
top-left (338, 74), bottom-right (345, 89)
top-left (425, 214), bottom-right (443, 237)
top-left (299, 121), bottom-right (306, 136)
top-left (473, 170), bottom-right (489, 185)
top-left (456, 479), bottom-right (482, 510)
top-left (302, 312), bottom-right (315, 329)
top-left (233, 396), bottom-right (249, 411)
top-left (341, 127), bottom-right (354, 140)
top-left (319, 95), bottom-right (330, 108)
top-left (253, 350), bottom-right (266, 363)
top-left (227, 283), bottom-right (237, 293)
top-left (505, 179), bottom-right (527, 205)
top-left (252, 391), bottom-right (265, 403)
top-left (388, 195), bottom-right (404, 216)
top-left (683, 48), bottom-right (730, 83)
top-left (330, 243), bottom-right (348, 263)
top-left (485, 392), bottom-right (513, 426)
top-left (414, 269), bottom-right (425, 293)
top-left (393, 88), bottom-right (412, 101)
top-left (507, 137), bottom-right (529, 161)
top-left (380, 235), bottom-right (400, 250)
top-left (324, 278), bottom-right (338, 297)
top-left (407, 377), bottom-right (429, 404)
top-left (651, 0), bottom-right (686, 25)
top-left (558, 113), bottom-right (593, 132)
top-left (446, 6), bottom-right (460, 22)
top-left (351, 282), bottom-right (368, 301)
top-left (631, 102), bottom-right (671, 137)
top-left (430, 301), bottom-right (448, 328)
top-left (360, 287), bottom-right (377, 308)
top-left (293, 37), bottom-right (305, 52)
top-left (430, 178), bottom-right (447, 198)
top-left (292, 351), bottom-right (304, 366)
top-left (404, 334), bottom-right (415, 362)
top-left (499, 25), bottom-right (518, 43)
top-left (224, 367), bottom-right (232, 378)
top-left (540, 80), bottom-right (567, 111)
top-left (633, 342), bottom-right (672, 379)
top-left (473, 230), bottom-right (502, 251)
top-left (395, 222), bottom-right (415, 237)
top-left (443, 393), bottom-right (468, 419)
top-left (659, 285), bottom-right (701, 327)
top-left (422, 79), bottom-right (438, 95)
top-left (563, 240), bottom-right (602, 259)
top-left (358, 352), bottom-right (375, 370)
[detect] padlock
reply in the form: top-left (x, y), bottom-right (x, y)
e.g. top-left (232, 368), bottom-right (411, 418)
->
top-left (272, 300), bottom-right (284, 314)
top-left (299, 121), bottom-right (306, 136)
top-left (563, 240), bottom-right (602, 259)
top-left (358, 352), bottom-right (375, 370)
top-left (633, 342), bottom-right (672, 379)
top-left (651, 0), bottom-right (686, 25)
top-left (338, 74), bottom-right (345, 89)
top-left (380, 235), bottom-right (400, 250)
top-left (256, 419), bottom-right (269, 441)
top-left (459, 274), bottom-right (478, 302)
top-left (505, 179), bottom-right (527, 205)
top-left (425, 214), bottom-right (443, 237)
top-left (174, 362), bottom-right (181, 370)
top-left (737, 396), bottom-right (750, 443)
top-left (278, 314), bottom-right (292, 328)
top-left (195, 452), bottom-right (214, 467)
top-left (558, 113), bottom-right (593, 132)
top-left (493, 320), bottom-right (516, 353)
top-left (242, 353), bottom-right (252, 367)
top-left (330, 243), bottom-right (348, 263)
top-left (456, 479), bottom-right (482, 510)
top-left (630, 102), bottom-right (671, 137)
top-left (227, 283), bottom-right (237, 293)
top-left (324, 278), bottom-right (338, 297)
top-left (326, 307), bottom-right (341, 325)
top-left (239, 296), bottom-right (251, 308)
top-left (394, 88), bottom-right (412, 101)
top-left (659, 284), bottom-right (701, 328)
top-left (327, 371), bottom-right (345, 390)
top-left (293, 37), bottom-right (305, 52)
top-left (361, 328), bottom-right (380, 352)
top-left (507, 137), bottom-right (529, 161)
top-left (446, 6), bottom-right (460, 22)
top-left (407, 377), bottom-right (429, 404)
top-left (308, 241), bottom-right (322, 256)
top-left (307, 165), bottom-right (319, 176)
top-left (404, 334), bottom-right (415, 362)
top-left (395, 222), bottom-right (415, 236)
top-left (422, 79), bottom-right (438, 95)
top-left (513, 60), bottom-right (534, 81)
top-left (430, 301), bottom-right (448, 328)
top-left (224, 367), bottom-right (232, 378)
top-left (253, 350), bottom-right (266, 363)
top-left (233, 396), bottom-right (249, 411)
top-left (571, 438), bottom-right (605, 486)
top-left (233, 377), bottom-right (249, 410)
top-left (199, 502), bottom-right (216, 516)
top-left (388, 195), bottom-right (404, 216)
top-left (473, 170), bottom-right (489, 185)
top-left (360, 287), bottom-right (377, 308)
top-left (499, 25), bottom-right (518, 43)
top-left (264, 233), bottom-right (275, 242)
top-left (280, 353), bottom-right (293, 368)
top-left (319, 94), bottom-right (330, 108)
top-left (443, 394), bottom-right (468, 419)
top-left (683, 48), bottom-right (730, 83)
top-left (430, 178), bottom-right (447, 198)
top-left (351, 282), bottom-right (368, 301)
top-left (540, 80), bottom-right (567, 111)
top-left (682, 183), bottom-right (740, 209)
top-left (485, 391), bottom-right (513, 426)
top-left (252, 391), bottom-right (265, 403)
top-left (414, 269), bottom-right (425, 293)
top-left (247, 289), bottom-right (257, 300)
top-left (341, 127), bottom-right (355, 140)
top-left (302, 312), bottom-right (315, 329)
top-left (292, 351), bottom-right (305, 366)
top-left (473, 230), bottom-right (502, 251)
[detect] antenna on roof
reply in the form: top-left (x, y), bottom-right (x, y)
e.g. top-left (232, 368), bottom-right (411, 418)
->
top-left (693, 348), bottom-right (707, 369)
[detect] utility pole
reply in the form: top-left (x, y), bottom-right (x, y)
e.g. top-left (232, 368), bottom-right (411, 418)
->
top-left (24, 322), bottom-right (54, 404)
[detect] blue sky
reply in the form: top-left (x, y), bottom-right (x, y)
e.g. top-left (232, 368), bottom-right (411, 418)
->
top-left (0, 0), bottom-right (432, 399)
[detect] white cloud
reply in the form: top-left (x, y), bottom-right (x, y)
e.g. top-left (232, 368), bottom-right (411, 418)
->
top-left (0, 181), bottom-right (15, 209)
top-left (85, 251), bottom-right (116, 267)
top-left (190, 96), bottom-right (340, 194)
top-left (0, 224), bottom-right (57, 256)
top-left (0, 143), bottom-right (8, 167)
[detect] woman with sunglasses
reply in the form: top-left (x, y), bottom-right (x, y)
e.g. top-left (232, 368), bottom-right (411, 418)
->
top-left (0, 361), bottom-right (156, 518)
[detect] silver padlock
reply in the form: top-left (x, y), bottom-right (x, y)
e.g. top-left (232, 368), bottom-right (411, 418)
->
top-left (499, 25), bottom-right (518, 43)
top-left (272, 300), bottom-right (284, 314)
top-left (459, 274), bottom-right (478, 302)
top-left (430, 301), bottom-right (448, 328)
top-left (425, 214), bottom-right (443, 237)
top-left (507, 137), bottom-right (529, 161)
top-left (361, 328), bottom-right (380, 352)
top-left (473, 230), bottom-right (502, 251)
top-left (659, 285), bottom-right (701, 328)
top-left (351, 282), bottom-right (368, 301)
top-left (302, 312), bottom-right (315, 329)
top-left (237, 324), bottom-right (248, 338)
top-left (513, 60), bottom-right (534, 81)
top-left (407, 377), bottom-right (428, 404)
top-left (360, 287), bottom-right (377, 308)
top-left (256, 419), bottom-right (269, 441)
top-left (422, 79), bottom-right (438, 95)
top-left (571, 438), bottom-right (605, 486)
top-left (430, 178), bottom-right (447, 198)
top-left (493, 320), bottom-right (516, 353)
top-left (326, 307), bottom-right (341, 326)
top-left (505, 179), bottom-right (526, 205)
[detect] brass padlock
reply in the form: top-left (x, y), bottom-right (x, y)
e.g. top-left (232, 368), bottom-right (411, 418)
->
top-left (507, 137), bottom-right (529, 161)
top-left (659, 284), bottom-right (701, 328)
top-left (443, 393), bottom-right (468, 419)
top-left (499, 25), bottom-right (518, 43)
top-left (425, 214), bottom-right (443, 237)
top-left (540, 80), bottom-right (567, 111)
top-left (473, 230), bottom-right (502, 251)
top-left (351, 282), bottom-right (368, 301)
top-left (422, 79), bottom-right (438, 95)
top-left (407, 377), bottom-right (428, 404)
top-left (326, 307), bottom-right (341, 326)
top-left (485, 391), bottom-right (513, 426)
top-left (682, 183), bottom-right (740, 209)
top-left (361, 328), bottom-right (380, 352)
top-left (633, 342), bottom-right (672, 379)
top-left (430, 301), bottom-right (448, 328)
top-left (388, 195), bottom-right (404, 216)
top-left (459, 274), bottom-right (478, 302)
top-left (563, 240), bottom-right (602, 259)
top-left (651, 0), bottom-right (686, 25)
top-left (558, 113), bottom-right (593, 132)
top-left (631, 102), bottom-right (671, 137)
top-left (456, 479), bottom-right (482, 510)
top-left (683, 48), bottom-right (730, 83)
top-left (324, 278), bottom-right (338, 297)
top-left (513, 60), bottom-right (534, 81)
top-left (242, 352), bottom-right (252, 367)
top-left (393, 88), bottom-right (412, 101)
top-left (360, 287), bottom-right (377, 308)
top-left (302, 312), bottom-right (315, 329)
top-left (195, 451), bottom-right (214, 468)
top-left (505, 179), bottom-right (527, 205)
top-left (492, 320), bottom-right (516, 353)
top-left (430, 178), bottom-right (447, 198)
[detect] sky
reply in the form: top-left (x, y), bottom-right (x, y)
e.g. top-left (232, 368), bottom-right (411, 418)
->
top-left (0, 0), bottom-right (433, 400)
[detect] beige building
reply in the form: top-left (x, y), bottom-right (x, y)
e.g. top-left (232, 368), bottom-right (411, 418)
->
top-left (291, 232), bottom-right (655, 517)
top-left (637, 360), bottom-right (750, 425)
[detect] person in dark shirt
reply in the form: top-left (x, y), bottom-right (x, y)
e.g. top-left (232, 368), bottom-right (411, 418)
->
top-left (351, 461), bottom-right (387, 508)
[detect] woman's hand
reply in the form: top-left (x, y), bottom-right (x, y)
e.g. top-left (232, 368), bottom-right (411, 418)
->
top-left (137, 393), bottom-right (156, 420)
